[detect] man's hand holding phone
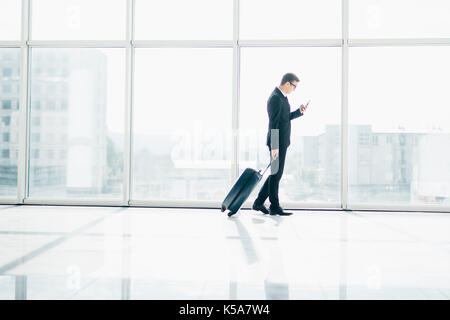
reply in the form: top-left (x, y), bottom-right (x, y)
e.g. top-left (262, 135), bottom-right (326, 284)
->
top-left (300, 99), bottom-right (310, 113)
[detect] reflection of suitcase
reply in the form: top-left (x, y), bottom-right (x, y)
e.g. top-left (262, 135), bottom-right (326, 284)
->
top-left (221, 162), bottom-right (272, 217)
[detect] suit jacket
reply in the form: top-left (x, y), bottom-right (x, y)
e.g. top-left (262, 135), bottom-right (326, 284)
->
top-left (266, 87), bottom-right (303, 149)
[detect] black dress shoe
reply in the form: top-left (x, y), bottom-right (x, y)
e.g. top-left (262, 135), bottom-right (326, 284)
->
top-left (252, 201), bottom-right (269, 214)
top-left (269, 207), bottom-right (293, 216)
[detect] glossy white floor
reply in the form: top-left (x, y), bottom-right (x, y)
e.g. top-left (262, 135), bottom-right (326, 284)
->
top-left (0, 204), bottom-right (449, 300)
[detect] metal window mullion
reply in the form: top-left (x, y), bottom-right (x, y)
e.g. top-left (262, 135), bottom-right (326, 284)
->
top-left (0, 42), bottom-right (23, 47)
top-left (123, 0), bottom-right (134, 206)
top-left (339, 1), bottom-right (350, 300)
top-left (26, 40), bottom-right (129, 48)
top-left (242, 201), bottom-right (340, 210)
top-left (348, 38), bottom-right (450, 47)
top-left (341, 0), bottom-right (349, 210)
top-left (349, 203), bottom-right (450, 213)
top-left (238, 39), bottom-right (342, 47)
top-left (132, 40), bottom-right (233, 48)
top-left (17, 0), bottom-right (31, 203)
top-left (231, 0), bottom-right (240, 183)
top-left (129, 199), bottom-right (341, 209)
top-left (24, 198), bottom-right (126, 206)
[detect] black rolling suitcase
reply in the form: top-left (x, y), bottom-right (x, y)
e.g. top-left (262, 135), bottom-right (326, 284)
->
top-left (221, 161), bottom-right (272, 217)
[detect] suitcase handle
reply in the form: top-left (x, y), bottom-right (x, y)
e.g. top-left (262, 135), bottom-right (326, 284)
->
top-left (259, 159), bottom-right (273, 176)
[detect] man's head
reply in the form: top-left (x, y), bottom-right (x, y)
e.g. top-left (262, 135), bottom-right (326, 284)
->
top-left (279, 73), bottom-right (299, 95)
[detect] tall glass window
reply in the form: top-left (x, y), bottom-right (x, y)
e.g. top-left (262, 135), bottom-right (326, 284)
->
top-left (28, 48), bottom-right (125, 198)
top-left (1, 0), bottom-right (449, 209)
top-left (0, 49), bottom-right (20, 198)
top-left (240, 47), bottom-right (341, 204)
top-left (132, 48), bottom-right (232, 201)
top-left (348, 47), bottom-right (450, 205)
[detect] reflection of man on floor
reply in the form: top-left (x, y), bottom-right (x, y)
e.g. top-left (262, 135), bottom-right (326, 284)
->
top-left (252, 73), bottom-right (309, 216)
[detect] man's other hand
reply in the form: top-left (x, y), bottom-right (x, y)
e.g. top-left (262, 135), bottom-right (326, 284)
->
top-left (271, 149), bottom-right (279, 159)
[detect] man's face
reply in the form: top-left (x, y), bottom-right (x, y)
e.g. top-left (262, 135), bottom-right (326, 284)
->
top-left (287, 81), bottom-right (298, 94)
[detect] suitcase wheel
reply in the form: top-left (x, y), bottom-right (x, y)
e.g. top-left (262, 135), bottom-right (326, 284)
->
top-left (221, 205), bottom-right (226, 212)
top-left (227, 211), bottom-right (237, 217)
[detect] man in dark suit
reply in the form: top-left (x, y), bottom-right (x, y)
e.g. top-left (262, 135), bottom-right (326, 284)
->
top-left (252, 73), bottom-right (309, 216)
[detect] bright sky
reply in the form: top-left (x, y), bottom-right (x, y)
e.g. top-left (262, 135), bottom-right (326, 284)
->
top-left (350, 0), bottom-right (450, 38)
top-left (349, 46), bottom-right (450, 133)
top-left (0, 0), bottom-right (21, 40)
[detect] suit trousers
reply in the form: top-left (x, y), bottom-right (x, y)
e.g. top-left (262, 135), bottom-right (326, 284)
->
top-left (255, 146), bottom-right (287, 209)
